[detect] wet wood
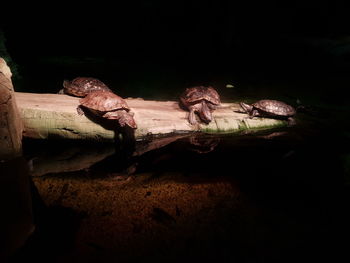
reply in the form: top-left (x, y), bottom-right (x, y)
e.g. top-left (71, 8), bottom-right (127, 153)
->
top-left (0, 58), bottom-right (23, 160)
top-left (15, 92), bottom-right (285, 142)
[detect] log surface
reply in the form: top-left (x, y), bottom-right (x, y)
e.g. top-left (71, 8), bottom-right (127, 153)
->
top-left (0, 58), bottom-right (23, 160)
top-left (15, 92), bottom-right (285, 141)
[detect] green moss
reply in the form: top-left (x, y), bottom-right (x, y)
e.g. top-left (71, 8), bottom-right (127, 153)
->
top-left (200, 118), bottom-right (287, 134)
top-left (245, 121), bottom-right (287, 131)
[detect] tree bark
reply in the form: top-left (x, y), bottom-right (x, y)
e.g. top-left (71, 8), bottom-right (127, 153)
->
top-left (0, 58), bottom-right (23, 160)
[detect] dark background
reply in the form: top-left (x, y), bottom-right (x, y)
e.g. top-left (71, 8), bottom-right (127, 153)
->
top-left (1, 1), bottom-right (350, 101)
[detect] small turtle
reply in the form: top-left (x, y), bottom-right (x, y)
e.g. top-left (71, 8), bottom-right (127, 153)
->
top-left (239, 99), bottom-right (296, 125)
top-left (180, 86), bottom-right (221, 125)
top-left (62, 77), bottom-right (137, 129)
top-left (63, 77), bottom-right (111, 97)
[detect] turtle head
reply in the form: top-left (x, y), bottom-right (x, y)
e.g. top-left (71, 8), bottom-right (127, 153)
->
top-left (102, 111), bottom-right (137, 129)
top-left (118, 111), bottom-right (137, 129)
top-left (198, 101), bottom-right (212, 123)
top-left (63, 79), bottom-right (70, 89)
top-left (239, 102), bottom-right (253, 113)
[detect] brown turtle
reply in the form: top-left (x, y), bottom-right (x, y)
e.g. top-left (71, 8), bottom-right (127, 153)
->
top-left (180, 86), bottom-right (221, 125)
top-left (78, 91), bottom-right (137, 129)
top-left (63, 77), bottom-right (111, 97)
top-left (239, 99), bottom-right (296, 125)
top-left (62, 77), bottom-right (137, 129)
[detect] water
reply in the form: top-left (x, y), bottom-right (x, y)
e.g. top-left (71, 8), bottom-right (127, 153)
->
top-left (2, 112), bottom-right (347, 262)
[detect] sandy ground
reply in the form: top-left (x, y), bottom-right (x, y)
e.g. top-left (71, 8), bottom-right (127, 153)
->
top-left (27, 173), bottom-right (254, 263)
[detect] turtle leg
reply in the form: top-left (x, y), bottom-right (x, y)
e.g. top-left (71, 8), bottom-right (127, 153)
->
top-left (76, 105), bottom-right (84, 116)
top-left (188, 109), bottom-right (197, 125)
top-left (117, 114), bottom-right (128, 127)
top-left (249, 109), bottom-right (259, 118)
top-left (240, 102), bottom-right (253, 113)
top-left (287, 117), bottom-right (296, 126)
top-left (57, 88), bottom-right (65, 94)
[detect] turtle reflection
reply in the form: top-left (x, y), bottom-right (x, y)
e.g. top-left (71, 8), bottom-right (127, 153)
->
top-left (188, 134), bottom-right (220, 154)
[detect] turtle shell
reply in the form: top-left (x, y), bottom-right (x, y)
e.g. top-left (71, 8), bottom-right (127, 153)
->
top-left (181, 86), bottom-right (221, 106)
top-left (253, 100), bottom-right (296, 117)
top-left (63, 77), bottom-right (111, 97)
top-left (79, 91), bottom-right (130, 112)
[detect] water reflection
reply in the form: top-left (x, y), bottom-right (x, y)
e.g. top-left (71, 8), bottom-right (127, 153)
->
top-left (188, 134), bottom-right (220, 154)
top-left (27, 143), bottom-right (115, 177)
top-left (3, 125), bottom-right (346, 262)
top-left (24, 129), bottom-right (303, 178)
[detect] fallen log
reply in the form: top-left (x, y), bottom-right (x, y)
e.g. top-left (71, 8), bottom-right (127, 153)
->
top-left (15, 92), bottom-right (285, 141)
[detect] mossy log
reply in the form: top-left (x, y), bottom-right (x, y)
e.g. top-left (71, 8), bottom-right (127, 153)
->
top-left (0, 58), bottom-right (23, 160)
top-left (15, 92), bottom-right (285, 142)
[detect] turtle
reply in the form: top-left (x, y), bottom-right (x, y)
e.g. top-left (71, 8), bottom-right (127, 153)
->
top-left (180, 86), bottom-right (221, 125)
top-left (77, 90), bottom-right (137, 129)
top-left (62, 77), bottom-right (111, 97)
top-left (62, 77), bottom-right (137, 129)
top-left (239, 99), bottom-right (296, 125)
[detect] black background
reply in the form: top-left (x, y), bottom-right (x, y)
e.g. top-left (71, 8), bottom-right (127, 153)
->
top-left (1, 1), bottom-right (350, 85)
